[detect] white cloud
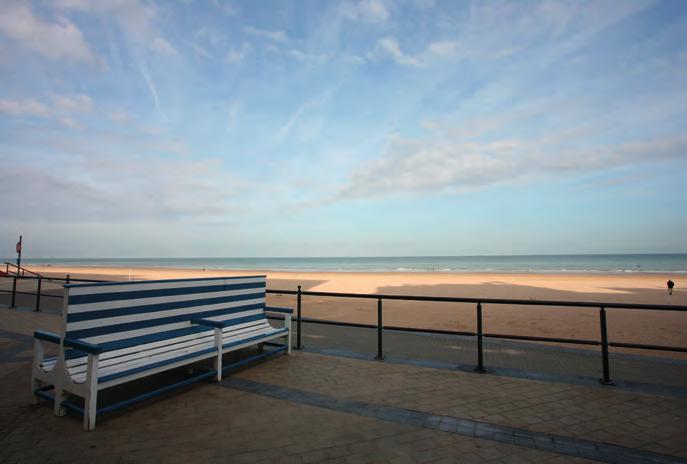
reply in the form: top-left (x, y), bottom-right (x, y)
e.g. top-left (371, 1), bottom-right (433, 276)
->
top-left (278, 90), bottom-right (334, 140)
top-left (226, 43), bottom-right (251, 63)
top-left (341, 0), bottom-right (390, 23)
top-left (338, 134), bottom-right (687, 200)
top-left (151, 37), bottom-right (178, 56)
top-left (109, 111), bottom-right (131, 124)
top-left (0, 94), bottom-right (93, 125)
top-left (243, 26), bottom-right (288, 43)
top-left (53, 94), bottom-right (93, 113)
top-left (427, 41), bottom-right (460, 56)
top-left (0, 99), bottom-right (50, 117)
top-left (56, 0), bottom-right (174, 57)
top-left (56, 0), bottom-right (156, 39)
top-left (0, 4), bottom-right (98, 64)
top-left (377, 38), bottom-right (422, 66)
top-left (58, 116), bottom-right (81, 129)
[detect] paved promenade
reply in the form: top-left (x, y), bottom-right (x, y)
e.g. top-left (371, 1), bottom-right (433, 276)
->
top-left (1, 306), bottom-right (686, 463)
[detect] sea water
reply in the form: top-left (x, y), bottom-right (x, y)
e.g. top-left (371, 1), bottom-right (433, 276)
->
top-left (12, 254), bottom-right (687, 273)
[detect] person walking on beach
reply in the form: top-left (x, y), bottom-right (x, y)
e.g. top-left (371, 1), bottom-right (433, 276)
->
top-left (667, 280), bottom-right (674, 295)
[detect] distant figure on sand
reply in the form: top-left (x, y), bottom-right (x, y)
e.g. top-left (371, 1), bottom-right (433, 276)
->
top-left (667, 280), bottom-right (674, 295)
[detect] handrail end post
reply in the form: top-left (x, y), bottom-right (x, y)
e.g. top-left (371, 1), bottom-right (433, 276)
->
top-left (295, 285), bottom-right (303, 350)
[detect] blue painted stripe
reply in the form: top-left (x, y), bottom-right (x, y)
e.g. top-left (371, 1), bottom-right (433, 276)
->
top-left (64, 275), bottom-right (266, 289)
top-left (66, 292), bottom-right (264, 322)
top-left (34, 330), bottom-right (61, 343)
top-left (66, 306), bottom-right (266, 339)
top-left (98, 347), bottom-right (217, 383)
top-left (68, 281), bottom-right (265, 305)
top-left (76, 314), bottom-right (268, 353)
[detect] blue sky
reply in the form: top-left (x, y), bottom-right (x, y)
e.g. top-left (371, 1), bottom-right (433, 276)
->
top-left (1, 0), bottom-right (686, 258)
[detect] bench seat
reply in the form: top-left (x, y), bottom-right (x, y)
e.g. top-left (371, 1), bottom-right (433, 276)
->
top-left (39, 324), bottom-right (287, 385)
top-left (31, 276), bottom-right (291, 431)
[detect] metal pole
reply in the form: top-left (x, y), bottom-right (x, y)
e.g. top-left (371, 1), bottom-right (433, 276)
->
top-left (599, 307), bottom-right (613, 385)
top-left (10, 276), bottom-right (17, 308)
top-left (35, 277), bottom-right (42, 312)
top-left (296, 285), bottom-right (303, 349)
top-left (66, 274), bottom-right (70, 285)
top-left (375, 298), bottom-right (384, 360)
top-left (475, 302), bottom-right (485, 373)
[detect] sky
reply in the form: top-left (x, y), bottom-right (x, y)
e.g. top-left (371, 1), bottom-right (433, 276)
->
top-left (1, 0), bottom-right (686, 258)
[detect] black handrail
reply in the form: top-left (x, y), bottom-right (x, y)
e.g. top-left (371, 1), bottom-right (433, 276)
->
top-left (266, 288), bottom-right (687, 311)
top-left (265, 287), bottom-right (687, 385)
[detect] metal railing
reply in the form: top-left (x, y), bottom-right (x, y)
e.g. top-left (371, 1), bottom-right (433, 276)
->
top-left (266, 286), bottom-right (687, 385)
top-left (2, 273), bottom-right (686, 385)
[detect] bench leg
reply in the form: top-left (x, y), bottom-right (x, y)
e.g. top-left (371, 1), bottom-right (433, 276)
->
top-left (31, 338), bottom-right (45, 404)
top-left (53, 388), bottom-right (67, 416)
top-left (83, 354), bottom-right (99, 431)
top-left (214, 328), bottom-right (222, 382)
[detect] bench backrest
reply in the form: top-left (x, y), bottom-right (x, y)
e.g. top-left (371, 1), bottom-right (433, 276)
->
top-left (63, 276), bottom-right (267, 345)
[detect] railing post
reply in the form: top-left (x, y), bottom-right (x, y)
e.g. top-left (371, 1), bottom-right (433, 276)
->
top-left (375, 298), bottom-right (384, 360)
top-left (599, 307), bottom-right (613, 385)
top-left (475, 302), bottom-right (485, 373)
top-left (35, 277), bottom-right (42, 312)
top-left (10, 276), bottom-right (17, 308)
top-left (66, 274), bottom-right (70, 285)
top-left (296, 285), bottom-right (303, 349)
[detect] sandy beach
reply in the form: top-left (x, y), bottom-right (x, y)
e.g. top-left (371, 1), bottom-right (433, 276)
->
top-left (22, 264), bottom-right (687, 358)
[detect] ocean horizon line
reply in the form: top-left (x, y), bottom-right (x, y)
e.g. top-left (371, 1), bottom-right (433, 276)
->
top-left (6, 254), bottom-right (687, 274)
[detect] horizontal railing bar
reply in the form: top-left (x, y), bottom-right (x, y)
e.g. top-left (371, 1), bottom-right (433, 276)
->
top-left (299, 317), bottom-right (376, 329)
top-left (1, 275), bottom-right (109, 283)
top-left (0, 289), bottom-right (62, 298)
top-left (266, 288), bottom-right (687, 311)
top-left (609, 341), bottom-right (687, 353)
top-left (483, 332), bottom-right (599, 346)
top-left (384, 325), bottom-right (475, 337)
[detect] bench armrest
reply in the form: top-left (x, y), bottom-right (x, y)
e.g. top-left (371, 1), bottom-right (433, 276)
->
top-left (191, 318), bottom-right (228, 329)
top-left (265, 306), bottom-right (293, 314)
top-left (64, 337), bottom-right (103, 354)
top-left (34, 330), bottom-right (62, 344)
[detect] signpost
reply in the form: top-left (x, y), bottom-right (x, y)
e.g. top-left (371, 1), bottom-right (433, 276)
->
top-left (16, 235), bottom-right (22, 271)
top-left (10, 235), bottom-right (22, 308)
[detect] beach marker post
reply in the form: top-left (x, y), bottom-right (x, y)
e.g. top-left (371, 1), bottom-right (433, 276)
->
top-left (296, 285), bottom-right (303, 349)
top-left (375, 298), bottom-right (384, 360)
top-left (599, 307), bottom-right (613, 385)
top-left (10, 236), bottom-right (22, 308)
top-left (16, 235), bottom-right (22, 272)
top-left (475, 302), bottom-right (486, 373)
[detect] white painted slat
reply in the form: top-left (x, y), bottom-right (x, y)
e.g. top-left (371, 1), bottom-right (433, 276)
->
top-left (68, 287), bottom-right (265, 313)
top-left (80, 309), bottom-right (264, 343)
top-left (67, 326), bottom-right (283, 383)
top-left (98, 330), bottom-right (287, 389)
top-left (68, 277), bottom-right (265, 296)
top-left (66, 296), bottom-right (265, 330)
top-left (65, 318), bottom-right (271, 368)
top-left (64, 320), bottom-right (273, 373)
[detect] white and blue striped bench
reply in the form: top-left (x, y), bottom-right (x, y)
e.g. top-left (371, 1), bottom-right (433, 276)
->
top-left (31, 275), bottom-right (291, 431)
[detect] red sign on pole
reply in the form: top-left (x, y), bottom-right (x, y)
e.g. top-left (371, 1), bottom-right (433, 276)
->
top-left (16, 242), bottom-right (21, 253)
